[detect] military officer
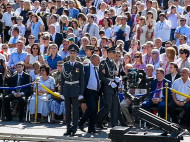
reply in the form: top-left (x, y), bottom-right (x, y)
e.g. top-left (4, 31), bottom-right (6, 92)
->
top-left (96, 46), bottom-right (119, 128)
top-left (61, 44), bottom-right (85, 136)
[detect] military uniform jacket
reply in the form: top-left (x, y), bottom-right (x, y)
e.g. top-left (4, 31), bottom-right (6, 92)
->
top-left (99, 57), bottom-right (117, 95)
top-left (61, 61), bottom-right (84, 97)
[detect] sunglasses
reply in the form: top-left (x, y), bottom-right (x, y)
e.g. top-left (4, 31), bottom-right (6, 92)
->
top-left (94, 50), bottom-right (99, 52)
top-left (180, 52), bottom-right (184, 54)
top-left (134, 56), bottom-right (140, 58)
top-left (32, 48), bottom-right (38, 50)
top-left (43, 38), bottom-right (49, 40)
top-left (7, 7), bottom-right (11, 8)
top-left (151, 53), bottom-right (156, 54)
top-left (3, 48), bottom-right (7, 49)
top-left (40, 69), bottom-right (46, 72)
top-left (16, 19), bottom-right (22, 21)
top-left (29, 37), bottom-right (35, 39)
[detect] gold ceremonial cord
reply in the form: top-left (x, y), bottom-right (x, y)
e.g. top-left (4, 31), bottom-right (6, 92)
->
top-left (171, 88), bottom-right (190, 99)
top-left (40, 84), bottom-right (61, 98)
top-left (165, 83), bottom-right (168, 121)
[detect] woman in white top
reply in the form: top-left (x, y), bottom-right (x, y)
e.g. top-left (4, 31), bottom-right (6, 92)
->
top-left (101, 17), bottom-right (112, 38)
top-left (133, 16), bottom-right (147, 45)
top-left (12, 16), bottom-right (26, 37)
top-left (25, 43), bottom-right (44, 72)
top-left (112, 16), bottom-right (122, 40)
top-left (146, 11), bottom-right (156, 41)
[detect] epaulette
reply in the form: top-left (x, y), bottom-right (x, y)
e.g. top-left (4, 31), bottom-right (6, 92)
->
top-left (100, 60), bottom-right (106, 67)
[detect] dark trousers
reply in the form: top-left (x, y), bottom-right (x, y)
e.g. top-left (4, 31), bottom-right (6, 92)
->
top-left (80, 89), bottom-right (99, 131)
top-left (97, 91), bottom-right (119, 127)
top-left (170, 29), bottom-right (176, 41)
top-left (168, 100), bottom-right (190, 125)
top-left (4, 26), bottom-right (11, 43)
top-left (4, 94), bottom-right (25, 119)
top-left (65, 96), bottom-right (79, 132)
top-left (142, 99), bottom-right (165, 118)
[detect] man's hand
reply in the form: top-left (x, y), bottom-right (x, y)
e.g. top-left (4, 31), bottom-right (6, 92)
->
top-left (13, 93), bottom-right (18, 98)
top-left (17, 93), bottom-right (22, 97)
top-left (126, 98), bottom-right (131, 105)
top-left (102, 69), bottom-right (105, 74)
top-left (152, 98), bottom-right (161, 104)
top-left (123, 33), bottom-right (127, 37)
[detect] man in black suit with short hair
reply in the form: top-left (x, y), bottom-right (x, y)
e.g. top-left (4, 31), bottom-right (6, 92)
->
top-left (49, 24), bottom-right (63, 48)
top-left (165, 62), bottom-right (181, 83)
top-left (3, 61), bottom-right (31, 122)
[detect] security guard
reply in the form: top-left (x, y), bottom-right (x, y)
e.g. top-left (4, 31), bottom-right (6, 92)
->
top-left (81, 45), bottom-right (94, 64)
top-left (96, 46), bottom-right (119, 128)
top-left (61, 44), bottom-right (84, 136)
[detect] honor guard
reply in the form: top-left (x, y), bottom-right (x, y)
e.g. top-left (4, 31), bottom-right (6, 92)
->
top-left (81, 45), bottom-right (94, 64)
top-left (96, 46), bottom-right (120, 128)
top-left (61, 44), bottom-right (84, 136)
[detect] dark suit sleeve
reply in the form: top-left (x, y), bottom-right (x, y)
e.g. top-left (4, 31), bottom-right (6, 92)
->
top-left (60, 70), bottom-right (65, 95)
top-left (79, 64), bottom-right (85, 95)
top-left (21, 73), bottom-right (31, 97)
top-left (99, 61), bottom-right (111, 85)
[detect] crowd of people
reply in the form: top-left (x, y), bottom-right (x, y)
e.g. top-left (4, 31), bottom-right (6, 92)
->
top-left (0, 0), bottom-right (190, 136)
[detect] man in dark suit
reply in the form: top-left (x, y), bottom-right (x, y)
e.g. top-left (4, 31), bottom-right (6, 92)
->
top-left (49, 24), bottom-right (63, 48)
top-left (96, 46), bottom-right (119, 128)
top-left (61, 44), bottom-right (84, 136)
top-left (157, 0), bottom-right (169, 10)
top-left (165, 62), bottom-right (181, 83)
top-left (3, 61), bottom-right (31, 122)
top-left (78, 54), bottom-right (101, 133)
top-left (142, 68), bottom-right (172, 118)
top-left (155, 38), bottom-right (165, 54)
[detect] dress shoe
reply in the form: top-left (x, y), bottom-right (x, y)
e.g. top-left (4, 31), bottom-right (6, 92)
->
top-left (87, 130), bottom-right (99, 134)
top-left (71, 131), bottom-right (76, 136)
top-left (64, 131), bottom-right (71, 136)
top-left (96, 124), bottom-right (107, 130)
top-left (78, 123), bottom-right (86, 132)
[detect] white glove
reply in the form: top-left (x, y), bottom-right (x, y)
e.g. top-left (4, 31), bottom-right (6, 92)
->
top-left (78, 95), bottom-right (84, 100)
top-left (111, 82), bottom-right (117, 88)
top-left (61, 95), bottom-right (65, 100)
top-left (115, 77), bottom-right (120, 83)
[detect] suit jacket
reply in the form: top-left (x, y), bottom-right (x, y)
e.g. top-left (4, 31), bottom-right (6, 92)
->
top-left (150, 78), bottom-right (172, 101)
top-left (165, 73), bottom-right (181, 83)
top-left (61, 61), bottom-right (84, 97)
top-left (157, 0), bottom-right (169, 10)
top-left (54, 33), bottom-right (63, 48)
top-left (160, 47), bottom-right (165, 54)
top-left (8, 72), bottom-right (31, 97)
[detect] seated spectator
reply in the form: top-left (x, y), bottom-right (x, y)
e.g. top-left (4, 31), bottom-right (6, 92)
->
top-left (8, 27), bottom-right (21, 53)
top-left (133, 51), bottom-right (146, 70)
top-left (146, 64), bottom-right (156, 79)
top-left (46, 44), bottom-right (62, 73)
top-left (142, 68), bottom-right (171, 118)
top-left (50, 61), bottom-right (66, 124)
top-left (12, 16), bottom-right (26, 37)
top-left (168, 68), bottom-right (190, 128)
top-left (29, 65), bottom-right (55, 122)
top-left (27, 35), bottom-right (35, 47)
top-left (3, 61), bottom-right (31, 122)
top-left (178, 45), bottom-right (190, 71)
top-left (151, 49), bottom-right (160, 75)
top-left (8, 40), bottom-right (27, 72)
top-left (29, 61), bottom-right (41, 82)
top-left (161, 47), bottom-right (176, 75)
top-left (165, 62), bottom-right (181, 83)
top-left (25, 43), bottom-right (44, 73)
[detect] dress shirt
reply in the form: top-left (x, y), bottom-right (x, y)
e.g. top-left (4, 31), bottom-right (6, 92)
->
top-left (171, 73), bottom-right (177, 83)
top-left (8, 50), bottom-right (27, 68)
top-left (167, 14), bottom-right (178, 29)
top-left (53, 22), bottom-right (60, 33)
top-left (83, 22), bottom-right (100, 39)
top-left (96, 10), bottom-right (105, 23)
top-left (154, 19), bottom-right (171, 42)
top-left (58, 50), bottom-right (69, 60)
top-left (69, 61), bottom-right (76, 66)
top-left (2, 12), bottom-right (14, 26)
top-left (52, 33), bottom-right (56, 42)
top-left (78, 48), bottom-right (86, 58)
top-left (172, 78), bottom-right (190, 101)
top-left (114, 6), bottom-right (122, 16)
top-left (87, 63), bottom-right (100, 91)
top-left (175, 25), bottom-right (190, 46)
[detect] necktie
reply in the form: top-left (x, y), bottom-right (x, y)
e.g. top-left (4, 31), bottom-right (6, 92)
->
top-left (86, 23), bottom-right (92, 33)
top-left (94, 67), bottom-right (100, 91)
top-left (44, 46), bottom-right (48, 54)
top-left (154, 81), bottom-right (163, 98)
top-left (16, 75), bottom-right (21, 93)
